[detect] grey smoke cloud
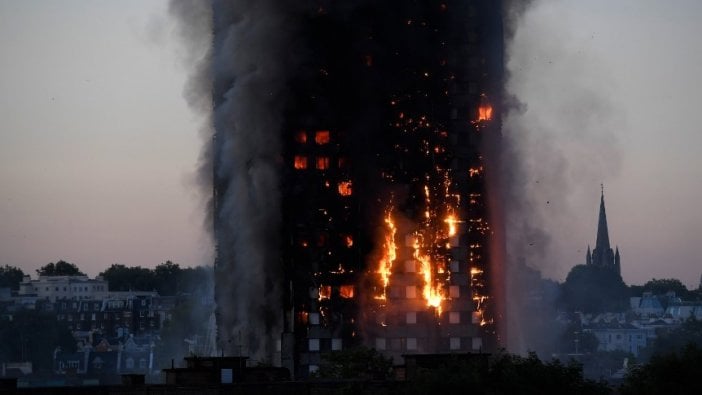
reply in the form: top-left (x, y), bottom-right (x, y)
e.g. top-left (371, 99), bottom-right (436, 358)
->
top-left (502, 0), bottom-right (623, 353)
top-left (169, 0), bottom-right (304, 362)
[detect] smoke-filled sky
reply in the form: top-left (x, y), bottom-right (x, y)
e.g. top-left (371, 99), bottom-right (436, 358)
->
top-left (0, 0), bottom-right (700, 288)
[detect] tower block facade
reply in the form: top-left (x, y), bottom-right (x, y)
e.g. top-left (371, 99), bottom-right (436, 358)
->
top-left (214, 1), bottom-right (505, 377)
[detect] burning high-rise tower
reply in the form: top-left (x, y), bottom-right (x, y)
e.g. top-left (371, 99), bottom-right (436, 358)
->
top-left (208, 0), bottom-right (505, 377)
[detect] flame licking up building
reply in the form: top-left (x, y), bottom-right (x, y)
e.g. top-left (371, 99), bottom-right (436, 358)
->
top-left (375, 209), bottom-right (398, 301)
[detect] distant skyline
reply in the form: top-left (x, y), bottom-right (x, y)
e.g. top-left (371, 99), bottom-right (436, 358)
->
top-left (1, 1), bottom-right (700, 289)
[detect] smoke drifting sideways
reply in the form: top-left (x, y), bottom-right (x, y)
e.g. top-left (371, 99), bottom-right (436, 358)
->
top-left (501, 0), bottom-right (623, 354)
top-left (169, 0), bottom-right (307, 362)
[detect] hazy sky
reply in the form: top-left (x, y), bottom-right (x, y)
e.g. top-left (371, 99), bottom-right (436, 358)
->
top-left (0, 1), bottom-right (700, 288)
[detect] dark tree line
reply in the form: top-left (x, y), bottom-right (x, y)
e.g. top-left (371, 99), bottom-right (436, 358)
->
top-left (36, 260), bottom-right (85, 277)
top-left (99, 261), bottom-right (212, 296)
top-left (315, 348), bottom-right (610, 394)
top-left (0, 260), bottom-right (212, 297)
top-left (0, 265), bottom-right (24, 290)
top-left (621, 343), bottom-right (702, 395)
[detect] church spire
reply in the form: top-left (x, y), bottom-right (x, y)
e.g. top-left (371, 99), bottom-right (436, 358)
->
top-left (586, 245), bottom-right (592, 265)
top-left (595, 184), bottom-right (611, 252)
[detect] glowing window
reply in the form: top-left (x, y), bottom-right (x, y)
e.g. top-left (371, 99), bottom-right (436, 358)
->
top-left (315, 130), bottom-right (330, 144)
top-left (449, 285), bottom-right (460, 298)
top-left (406, 312), bottom-right (417, 324)
top-left (477, 105), bottom-right (493, 121)
top-left (339, 285), bottom-right (355, 299)
top-left (449, 311), bottom-right (460, 324)
top-left (295, 131), bottom-right (307, 143)
top-left (316, 156), bottom-right (330, 170)
top-left (319, 285), bottom-right (332, 300)
top-left (405, 286), bottom-right (417, 299)
top-left (343, 235), bottom-right (353, 248)
top-left (294, 156), bottom-right (308, 170)
top-left (337, 181), bottom-right (352, 196)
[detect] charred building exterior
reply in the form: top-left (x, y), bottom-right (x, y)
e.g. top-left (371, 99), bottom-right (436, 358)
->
top-left (213, 1), bottom-right (504, 377)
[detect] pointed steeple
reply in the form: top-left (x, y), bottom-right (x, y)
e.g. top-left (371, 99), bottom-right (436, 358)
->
top-left (586, 245), bottom-right (592, 265)
top-left (595, 185), bottom-right (611, 253)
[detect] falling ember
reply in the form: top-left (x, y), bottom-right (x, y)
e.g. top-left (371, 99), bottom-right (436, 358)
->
top-left (375, 210), bottom-right (397, 300)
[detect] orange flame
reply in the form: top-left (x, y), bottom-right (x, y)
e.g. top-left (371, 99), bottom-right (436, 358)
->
top-left (294, 155), bottom-right (308, 170)
top-left (337, 181), bottom-right (352, 196)
top-left (376, 210), bottom-right (397, 300)
top-left (444, 214), bottom-right (458, 237)
top-left (295, 130), bottom-right (307, 143)
top-left (477, 105), bottom-right (493, 122)
top-left (339, 285), bottom-right (355, 299)
top-left (316, 156), bottom-right (330, 170)
top-left (413, 235), bottom-right (446, 315)
top-left (315, 130), bottom-right (330, 144)
top-left (318, 285), bottom-right (331, 301)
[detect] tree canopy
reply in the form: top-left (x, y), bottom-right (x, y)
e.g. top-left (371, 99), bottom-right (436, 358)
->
top-left (0, 265), bottom-right (25, 290)
top-left (404, 352), bottom-right (610, 395)
top-left (639, 319), bottom-right (702, 361)
top-left (314, 346), bottom-right (393, 380)
top-left (560, 264), bottom-right (629, 313)
top-left (99, 261), bottom-right (212, 296)
top-left (36, 260), bottom-right (85, 277)
top-left (621, 344), bottom-right (702, 395)
top-left (641, 278), bottom-right (693, 299)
